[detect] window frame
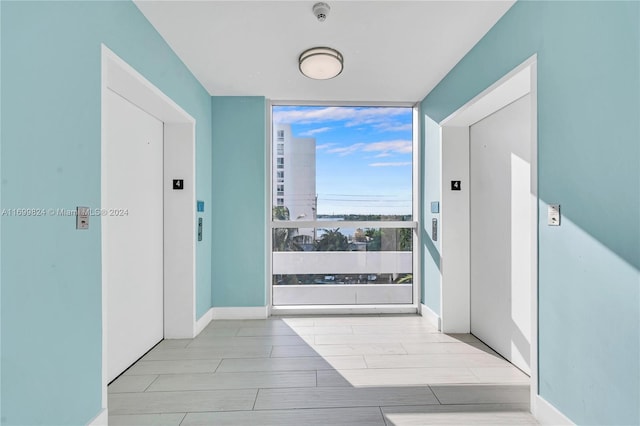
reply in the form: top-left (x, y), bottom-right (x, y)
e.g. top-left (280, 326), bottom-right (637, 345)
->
top-left (267, 101), bottom-right (420, 313)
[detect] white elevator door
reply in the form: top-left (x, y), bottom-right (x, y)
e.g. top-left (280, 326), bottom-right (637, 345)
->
top-left (470, 94), bottom-right (531, 375)
top-left (105, 89), bottom-right (164, 382)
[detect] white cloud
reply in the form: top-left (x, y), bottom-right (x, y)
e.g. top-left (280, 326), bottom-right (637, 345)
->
top-left (369, 162), bottom-right (412, 167)
top-left (316, 143), bottom-right (336, 150)
top-left (300, 127), bottom-right (332, 136)
top-left (324, 139), bottom-right (412, 157)
top-left (363, 140), bottom-right (412, 154)
top-left (327, 143), bottom-right (365, 156)
top-left (374, 122), bottom-right (413, 132)
top-left (273, 107), bottom-right (409, 128)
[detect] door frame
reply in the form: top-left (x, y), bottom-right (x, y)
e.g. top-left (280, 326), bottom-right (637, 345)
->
top-left (438, 55), bottom-right (538, 412)
top-left (100, 45), bottom-right (196, 411)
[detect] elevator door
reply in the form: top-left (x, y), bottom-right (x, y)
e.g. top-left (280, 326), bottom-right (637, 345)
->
top-left (470, 94), bottom-right (531, 375)
top-left (105, 89), bottom-right (164, 381)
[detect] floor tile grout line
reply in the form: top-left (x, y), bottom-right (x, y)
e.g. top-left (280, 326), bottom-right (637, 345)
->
top-left (428, 384), bottom-right (443, 405)
top-left (251, 388), bottom-right (260, 411)
top-left (142, 374), bottom-right (161, 392)
top-left (177, 412), bottom-right (188, 426)
top-left (212, 358), bottom-right (222, 373)
top-left (129, 383), bottom-right (325, 394)
top-left (250, 401), bottom-right (444, 412)
top-left (379, 406), bottom-right (388, 426)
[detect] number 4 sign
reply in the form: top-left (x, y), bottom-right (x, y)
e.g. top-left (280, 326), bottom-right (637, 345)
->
top-left (451, 180), bottom-right (461, 191)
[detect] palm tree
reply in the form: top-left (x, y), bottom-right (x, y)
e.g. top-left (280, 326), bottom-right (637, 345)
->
top-left (272, 206), bottom-right (302, 252)
top-left (314, 228), bottom-right (349, 251)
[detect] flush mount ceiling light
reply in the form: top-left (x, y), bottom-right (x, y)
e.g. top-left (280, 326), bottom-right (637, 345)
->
top-left (299, 47), bottom-right (344, 80)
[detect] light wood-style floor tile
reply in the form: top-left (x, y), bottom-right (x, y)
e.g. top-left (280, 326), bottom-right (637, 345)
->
top-left (316, 370), bottom-right (353, 387)
top-left (124, 359), bottom-right (221, 375)
top-left (286, 326), bottom-right (355, 335)
top-left (187, 334), bottom-right (311, 348)
top-left (469, 367), bottom-right (530, 383)
top-left (154, 339), bottom-right (191, 349)
top-left (196, 327), bottom-right (240, 337)
top-left (208, 319), bottom-right (292, 329)
top-left (236, 326), bottom-right (300, 336)
top-left (108, 389), bottom-right (257, 415)
top-left (109, 375), bottom-right (158, 393)
top-left (143, 346), bottom-right (271, 361)
top-left (181, 407), bottom-right (386, 426)
top-left (313, 343), bottom-right (408, 356)
top-left (270, 344), bottom-right (321, 357)
top-left (317, 367), bottom-right (479, 387)
top-left (401, 341), bottom-right (498, 355)
top-left (109, 316), bottom-right (533, 426)
top-left (279, 317), bottom-right (318, 327)
top-left (381, 404), bottom-right (537, 425)
top-left (351, 325), bottom-right (438, 335)
top-left (108, 413), bottom-right (186, 426)
top-left (315, 333), bottom-right (478, 345)
top-left (364, 353), bottom-right (508, 369)
top-left (216, 355), bottom-right (366, 372)
top-left (430, 384), bottom-right (530, 405)
top-left (146, 370), bottom-right (316, 392)
top-left (254, 386), bottom-right (439, 410)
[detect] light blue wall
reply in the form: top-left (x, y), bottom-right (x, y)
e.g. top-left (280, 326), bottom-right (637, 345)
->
top-left (421, 1), bottom-right (639, 424)
top-left (420, 115), bottom-right (441, 314)
top-left (0, 1), bottom-right (212, 424)
top-left (0, 3), bottom-right (3, 421)
top-left (211, 97), bottom-right (267, 308)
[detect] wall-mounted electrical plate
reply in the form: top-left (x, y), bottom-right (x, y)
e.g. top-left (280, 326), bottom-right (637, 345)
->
top-left (548, 204), bottom-right (561, 226)
top-left (76, 206), bottom-right (89, 230)
top-left (432, 218), bottom-right (438, 241)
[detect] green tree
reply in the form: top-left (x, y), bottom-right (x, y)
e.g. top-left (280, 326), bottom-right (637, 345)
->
top-left (272, 206), bottom-right (302, 252)
top-left (314, 228), bottom-right (349, 251)
top-left (365, 228), bottom-right (412, 251)
top-left (398, 228), bottom-right (412, 251)
top-left (365, 228), bottom-right (381, 251)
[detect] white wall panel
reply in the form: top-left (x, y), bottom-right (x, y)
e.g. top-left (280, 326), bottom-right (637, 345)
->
top-left (273, 251), bottom-right (412, 275)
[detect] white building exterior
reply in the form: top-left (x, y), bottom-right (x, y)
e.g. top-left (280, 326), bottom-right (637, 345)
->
top-left (273, 124), bottom-right (316, 242)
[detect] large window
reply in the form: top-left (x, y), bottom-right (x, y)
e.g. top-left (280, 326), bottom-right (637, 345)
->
top-left (271, 105), bottom-right (416, 306)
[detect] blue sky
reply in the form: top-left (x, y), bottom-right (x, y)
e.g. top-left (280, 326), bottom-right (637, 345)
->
top-left (273, 106), bottom-right (413, 216)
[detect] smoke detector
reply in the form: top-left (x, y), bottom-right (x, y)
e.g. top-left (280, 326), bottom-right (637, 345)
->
top-left (312, 2), bottom-right (330, 22)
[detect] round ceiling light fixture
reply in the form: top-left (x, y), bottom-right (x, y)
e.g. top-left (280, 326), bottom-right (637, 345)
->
top-left (298, 47), bottom-right (344, 80)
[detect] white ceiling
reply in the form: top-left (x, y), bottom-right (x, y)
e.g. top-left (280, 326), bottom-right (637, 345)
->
top-left (134, 1), bottom-right (514, 102)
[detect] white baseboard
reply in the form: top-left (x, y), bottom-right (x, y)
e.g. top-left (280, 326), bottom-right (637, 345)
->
top-left (195, 308), bottom-right (214, 335)
top-left (211, 306), bottom-right (269, 320)
top-left (271, 305), bottom-right (417, 316)
top-left (86, 408), bottom-right (108, 426)
top-left (420, 303), bottom-right (441, 330)
top-left (534, 395), bottom-right (574, 425)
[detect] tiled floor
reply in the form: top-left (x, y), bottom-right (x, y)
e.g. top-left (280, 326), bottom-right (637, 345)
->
top-left (108, 315), bottom-right (538, 425)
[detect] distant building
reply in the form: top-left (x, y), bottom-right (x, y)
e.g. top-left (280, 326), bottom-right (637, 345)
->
top-left (273, 124), bottom-right (316, 243)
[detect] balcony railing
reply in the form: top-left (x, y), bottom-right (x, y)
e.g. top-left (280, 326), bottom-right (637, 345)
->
top-left (271, 221), bottom-right (416, 306)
